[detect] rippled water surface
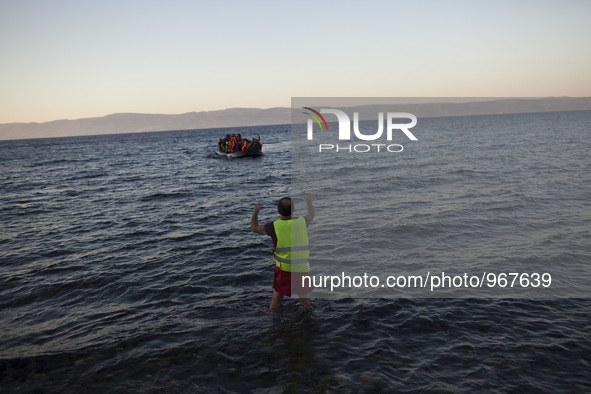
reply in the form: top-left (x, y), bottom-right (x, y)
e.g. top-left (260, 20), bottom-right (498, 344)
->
top-left (1, 114), bottom-right (590, 392)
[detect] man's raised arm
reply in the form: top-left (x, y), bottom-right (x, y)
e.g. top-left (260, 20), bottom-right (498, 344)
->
top-left (251, 204), bottom-right (267, 234)
top-left (303, 193), bottom-right (314, 224)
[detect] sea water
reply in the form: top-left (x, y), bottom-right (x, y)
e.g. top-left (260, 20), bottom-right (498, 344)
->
top-left (0, 112), bottom-right (590, 392)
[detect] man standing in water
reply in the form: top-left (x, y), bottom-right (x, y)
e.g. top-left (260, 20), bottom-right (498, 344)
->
top-left (251, 194), bottom-right (314, 310)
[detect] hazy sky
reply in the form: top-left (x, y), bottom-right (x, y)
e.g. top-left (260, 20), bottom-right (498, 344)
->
top-left (1, 0), bottom-right (590, 124)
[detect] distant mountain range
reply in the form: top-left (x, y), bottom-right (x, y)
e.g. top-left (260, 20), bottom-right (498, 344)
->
top-left (0, 107), bottom-right (291, 140)
top-left (1, 98), bottom-right (590, 140)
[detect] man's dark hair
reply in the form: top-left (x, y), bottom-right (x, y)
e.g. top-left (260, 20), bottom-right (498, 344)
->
top-left (278, 197), bottom-right (292, 217)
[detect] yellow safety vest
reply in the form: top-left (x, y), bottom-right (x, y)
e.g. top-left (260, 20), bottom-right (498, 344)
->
top-left (273, 217), bottom-right (310, 273)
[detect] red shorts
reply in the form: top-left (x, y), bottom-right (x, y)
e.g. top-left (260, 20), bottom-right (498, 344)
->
top-left (273, 266), bottom-right (313, 297)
